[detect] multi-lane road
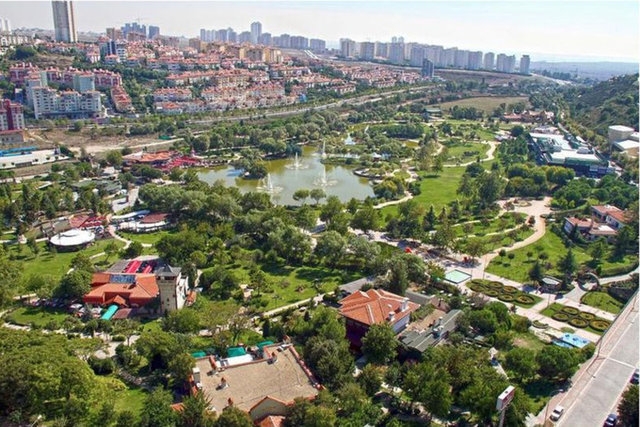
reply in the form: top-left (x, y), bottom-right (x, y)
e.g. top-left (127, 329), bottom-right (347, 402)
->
top-left (552, 295), bottom-right (639, 426)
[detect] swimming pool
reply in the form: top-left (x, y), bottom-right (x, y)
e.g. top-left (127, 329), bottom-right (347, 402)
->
top-left (445, 269), bottom-right (472, 284)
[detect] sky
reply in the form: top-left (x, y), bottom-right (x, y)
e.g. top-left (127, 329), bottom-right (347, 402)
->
top-left (1, 1), bottom-right (639, 62)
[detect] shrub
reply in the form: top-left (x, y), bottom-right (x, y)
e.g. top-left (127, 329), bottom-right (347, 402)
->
top-left (569, 318), bottom-right (588, 328)
top-left (112, 334), bottom-right (126, 342)
top-left (516, 294), bottom-right (535, 305)
top-left (485, 290), bottom-right (500, 297)
top-left (502, 286), bottom-right (519, 294)
top-left (578, 312), bottom-right (596, 321)
top-left (589, 320), bottom-right (611, 332)
top-left (88, 355), bottom-right (115, 375)
top-left (467, 282), bottom-right (486, 292)
top-left (498, 294), bottom-right (516, 302)
top-left (488, 281), bottom-right (504, 291)
top-left (561, 306), bottom-right (580, 316)
top-left (552, 312), bottom-right (570, 322)
top-left (532, 320), bottom-right (549, 329)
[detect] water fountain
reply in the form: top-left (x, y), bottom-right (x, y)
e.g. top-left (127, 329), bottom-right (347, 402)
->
top-left (285, 152), bottom-right (308, 170)
top-left (320, 141), bottom-right (327, 159)
top-left (258, 173), bottom-right (283, 194)
top-left (314, 166), bottom-right (337, 188)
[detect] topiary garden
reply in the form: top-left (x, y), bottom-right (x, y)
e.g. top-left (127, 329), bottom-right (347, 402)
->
top-left (466, 279), bottom-right (541, 307)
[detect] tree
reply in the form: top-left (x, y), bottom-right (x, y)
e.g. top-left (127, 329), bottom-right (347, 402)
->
top-left (304, 336), bottom-right (354, 390)
top-left (106, 150), bottom-right (123, 167)
top-left (589, 238), bottom-right (608, 264)
top-left (140, 388), bottom-right (177, 427)
top-left (135, 329), bottom-right (182, 370)
top-left (350, 205), bottom-right (380, 233)
top-left (113, 319), bottom-right (140, 345)
top-left (293, 189), bottom-right (310, 204)
top-left (163, 309), bottom-right (201, 334)
top-left (115, 410), bottom-right (137, 427)
top-left (104, 241), bottom-right (120, 262)
top-left (178, 392), bottom-right (215, 427)
top-left (214, 406), bottom-right (252, 427)
top-left (169, 353), bottom-right (196, 386)
top-left (123, 241), bottom-right (143, 259)
top-left (404, 362), bottom-right (452, 421)
top-left (528, 261), bottom-right (544, 284)
top-left (536, 346), bottom-right (577, 381)
top-left (614, 226), bottom-right (635, 259)
top-left (558, 248), bottom-right (577, 284)
top-left (358, 364), bottom-right (383, 396)
top-left (361, 323), bottom-right (398, 365)
top-left (618, 385), bottom-right (639, 427)
top-left (309, 188), bottom-right (326, 205)
top-left (57, 269), bottom-right (92, 299)
top-left (70, 252), bottom-right (94, 273)
top-left (314, 231), bottom-right (347, 268)
top-left (504, 347), bottom-right (537, 383)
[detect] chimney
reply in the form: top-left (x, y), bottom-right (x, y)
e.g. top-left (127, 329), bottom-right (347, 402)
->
top-left (388, 311), bottom-right (395, 322)
top-left (401, 297), bottom-right (409, 311)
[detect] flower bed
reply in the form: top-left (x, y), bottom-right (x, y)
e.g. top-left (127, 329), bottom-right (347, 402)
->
top-left (465, 279), bottom-right (540, 307)
top-left (553, 312), bottom-right (570, 322)
top-left (569, 318), bottom-right (588, 328)
top-left (502, 285), bottom-right (519, 294)
top-left (561, 306), bottom-right (580, 316)
top-left (498, 294), bottom-right (516, 302)
top-left (589, 320), bottom-right (611, 332)
top-left (516, 295), bottom-right (535, 305)
top-left (579, 312), bottom-right (596, 321)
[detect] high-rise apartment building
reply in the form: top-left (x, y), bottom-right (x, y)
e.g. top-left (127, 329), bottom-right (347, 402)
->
top-left (227, 28), bottom-right (237, 43)
top-left (388, 42), bottom-right (405, 64)
top-left (442, 47), bottom-right (457, 67)
top-left (359, 42), bottom-right (375, 60)
top-left (0, 99), bottom-right (25, 131)
top-left (421, 59), bottom-right (435, 78)
top-left (519, 55), bottom-right (530, 74)
top-left (496, 54), bottom-right (516, 73)
top-left (290, 36), bottom-right (308, 50)
top-left (148, 25), bottom-right (160, 39)
top-left (52, 1), bottom-right (77, 43)
top-left (309, 38), bottom-right (326, 53)
top-left (454, 49), bottom-right (469, 68)
top-left (106, 27), bottom-right (123, 40)
top-left (250, 21), bottom-right (262, 44)
top-left (340, 38), bottom-right (356, 58)
top-left (409, 45), bottom-right (425, 67)
top-left (425, 45), bottom-right (443, 67)
top-left (259, 32), bottom-right (272, 46)
top-left (483, 52), bottom-right (495, 70)
top-left (375, 42), bottom-right (388, 59)
top-left (121, 22), bottom-right (146, 39)
top-left (468, 51), bottom-right (483, 70)
top-left (238, 31), bottom-right (251, 44)
top-left (278, 34), bottom-right (291, 48)
top-left (0, 18), bottom-right (11, 33)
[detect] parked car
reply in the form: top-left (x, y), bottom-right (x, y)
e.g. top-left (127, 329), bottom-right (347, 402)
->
top-left (604, 413), bottom-right (618, 427)
top-left (550, 405), bottom-right (565, 421)
top-left (631, 368), bottom-right (639, 384)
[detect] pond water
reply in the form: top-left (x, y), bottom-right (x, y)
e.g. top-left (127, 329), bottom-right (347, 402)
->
top-left (197, 145), bottom-right (374, 205)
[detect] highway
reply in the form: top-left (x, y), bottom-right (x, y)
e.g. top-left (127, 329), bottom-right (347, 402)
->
top-left (554, 295), bottom-right (639, 427)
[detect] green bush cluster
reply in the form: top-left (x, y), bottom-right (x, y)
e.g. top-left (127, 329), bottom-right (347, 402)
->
top-left (467, 279), bottom-right (538, 307)
top-left (548, 305), bottom-right (611, 331)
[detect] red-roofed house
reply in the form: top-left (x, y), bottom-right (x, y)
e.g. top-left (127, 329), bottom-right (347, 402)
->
top-left (592, 205), bottom-right (632, 231)
top-left (83, 273), bottom-right (159, 308)
top-left (338, 289), bottom-right (419, 349)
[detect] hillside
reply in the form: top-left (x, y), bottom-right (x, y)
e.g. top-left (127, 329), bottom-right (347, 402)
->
top-left (565, 73), bottom-right (639, 136)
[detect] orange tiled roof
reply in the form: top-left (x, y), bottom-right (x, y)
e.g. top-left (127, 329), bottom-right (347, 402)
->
top-left (258, 416), bottom-right (286, 427)
top-left (338, 289), bottom-right (419, 327)
top-left (84, 273), bottom-right (159, 306)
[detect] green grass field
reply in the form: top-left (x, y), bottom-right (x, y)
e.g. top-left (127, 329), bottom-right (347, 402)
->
top-left (459, 226), bottom-right (535, 254)
top-left (118, 230), bottom-right (175, 246)
top-left (453, 212), bottom-right (527, 238)
top-left (5, 306), bottom-right (70, 328)
top-left (539, 302), bottom-right (608, 335)
top-left (486, 231), bottom-right (637, 283)
top-left (580, 291), bottom-right (624, 314)
top-left (380, 166), bottom-right (467, 219)
top-left (443, 141), bottom-right (490, 165)
top-left (10, 239), bottom-right (125, 283)
top-left (436, 96), bottom-right (530, 115)
top-left (114, 386), bottom-right (147, 418)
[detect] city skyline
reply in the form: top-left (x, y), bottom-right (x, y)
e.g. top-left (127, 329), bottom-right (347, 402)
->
top-left (1, 1), bottom-right (638, 62)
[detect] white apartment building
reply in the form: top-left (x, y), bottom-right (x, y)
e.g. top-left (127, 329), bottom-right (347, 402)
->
top-left (52, 0), bottom-right (77, 43)
top-left (33, 87), bottom-right (102, 119)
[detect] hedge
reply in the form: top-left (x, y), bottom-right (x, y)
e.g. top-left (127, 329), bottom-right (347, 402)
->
top-left (532, 320), bottom-right (549, 329)
top-left (502, 285), bottom-right (519, 294)
top-left (569, 318), bottom-right (588, 328)
top-left (561, 306), bottom-right (580, 316)
top-left (498, 294), bottom-right (516, 302)
top-left (578, 312), bottom-right (596, 321)
top-left (485, 290), bottom-right (500, 297)
top-left (552, 313), bottom-right (570, 322)
top-left (589, 320), bottom-right (611, 332)
top-left (516, 295), bottom-right (535, 305)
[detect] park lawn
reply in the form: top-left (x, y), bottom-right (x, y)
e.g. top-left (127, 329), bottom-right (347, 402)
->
top-left (437, 96), bottom-right (529, 115)
top-left (11, 239), bottom-right (125, 282)
top-left (119, 230), bottom-right (175, 246)
top-left (453, 212), bottom-right (527, 238)
top-left (6, 306), bottom-right (70, 328)
top-left (226, 263), bottom-right (361, 311)
top-left (580, 291), bottom-right (624, 314)
top-left (380, 166), bottom-right (467, 219)
top-left (443, 141), bottom-right (490, 165)
top-left (459, 226), bottom-right (535, 254)
top-left (114, 386), bottom-right (147, 419)
top-left (486, 230), bottom-right (637, 284)
top-left (512, 331), bottom-right (547, 352)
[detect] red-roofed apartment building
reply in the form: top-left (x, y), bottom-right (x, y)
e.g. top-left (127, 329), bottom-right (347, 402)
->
top-left (338, 289), bottom-right (419, 349)
top-left (564, 204), bottom-right (633, 243)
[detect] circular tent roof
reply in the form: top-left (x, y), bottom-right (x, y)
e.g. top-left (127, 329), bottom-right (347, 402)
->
top-left (49, 229), bottom-right (96, 247)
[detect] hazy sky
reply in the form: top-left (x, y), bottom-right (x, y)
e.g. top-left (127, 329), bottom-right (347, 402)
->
top-left (2, 1), bottom-right (639, 62)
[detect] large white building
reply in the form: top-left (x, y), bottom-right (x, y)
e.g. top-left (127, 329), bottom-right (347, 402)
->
top-left (359, 41), bottom-right (375, 61)
top-left (519, 55), bottom-right (531, 74)
top-left (0, 17), bottom-right (11, 32)
top-left (33, 87), bottom-right (102, 119)
top-left (52, 0), bottom-right (77, 43)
